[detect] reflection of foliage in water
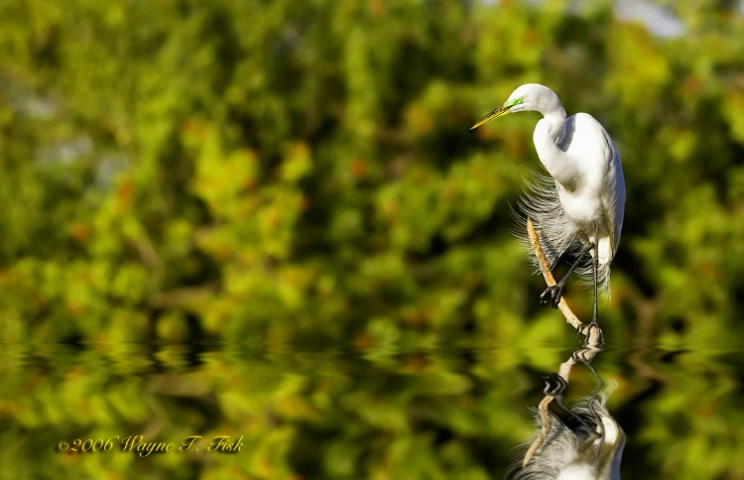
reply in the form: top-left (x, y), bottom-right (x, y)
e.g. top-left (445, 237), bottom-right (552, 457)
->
top-left (1, 342), bottom-right (744, 478)
top-left (2, 2), bottom-right (744, 347)
top-left (0, 342), bottom-right (527, 478)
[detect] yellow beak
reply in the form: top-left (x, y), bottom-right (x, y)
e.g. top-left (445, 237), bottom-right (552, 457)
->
top-left (470, 104), bottom-right (512, 130)
top-left (470, 97), bottom-right (524, 130)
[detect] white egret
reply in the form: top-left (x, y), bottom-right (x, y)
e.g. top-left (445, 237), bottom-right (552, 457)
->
top-left (471, 83), bottom-right (626, 326)
top-left (515, 374), bottom-right (625, 480)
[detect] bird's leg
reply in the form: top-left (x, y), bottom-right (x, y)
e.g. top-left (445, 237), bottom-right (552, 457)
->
top-left (584, 362), bottom-right (607, 456)
top-left (540, 245), bottom-right (589, 309)
top-left (543, 374), bottom-right (589, 431)
top-left (591, 227), bottom-right (600, 326)
top-left (588, 227), bottom-right (605, 344)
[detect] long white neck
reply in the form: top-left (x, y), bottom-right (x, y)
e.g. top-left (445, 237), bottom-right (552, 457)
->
top-left (533, 109), bottom-right (579, 190)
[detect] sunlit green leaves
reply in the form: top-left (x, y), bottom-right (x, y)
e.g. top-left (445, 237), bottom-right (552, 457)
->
top-left (2, 0), bottom-right (744, 478)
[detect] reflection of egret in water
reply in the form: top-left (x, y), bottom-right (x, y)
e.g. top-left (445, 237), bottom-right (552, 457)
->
top-left (512, 345), bottom-right (625, 480)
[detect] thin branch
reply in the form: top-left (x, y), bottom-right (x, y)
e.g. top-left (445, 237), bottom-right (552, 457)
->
top-left (523, 394), bottom-right (555, 467)
top-left (526, 218), bottom-right (602, 345)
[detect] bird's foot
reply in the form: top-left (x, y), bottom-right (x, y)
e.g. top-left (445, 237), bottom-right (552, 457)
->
top-left (580, 320), bottom-right (604, 347)
top-left (539, 284), bottom-right (564, 309)
top-left (543, 373), bottom-right (568, 398)
top-left (543, 374), bottom-right (581, 421)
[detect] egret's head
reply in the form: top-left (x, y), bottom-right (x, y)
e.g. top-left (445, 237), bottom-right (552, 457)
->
top-left (470, 83), bottom-right (563, 130)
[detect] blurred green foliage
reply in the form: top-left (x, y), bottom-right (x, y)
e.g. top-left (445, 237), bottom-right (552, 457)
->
top-left (3, 0), bottom-right (744, 345)
top-left (2, 0), bottom-right (744, 478)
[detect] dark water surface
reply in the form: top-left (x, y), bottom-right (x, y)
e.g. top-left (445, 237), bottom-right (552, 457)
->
top-left (1, 337), bottom-right (742, 479)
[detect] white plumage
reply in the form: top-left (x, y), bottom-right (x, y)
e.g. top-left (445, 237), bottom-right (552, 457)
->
top-left (472, 83), bottom-right (626, 322)
top-left (514, 392), bottom-right (625, 480)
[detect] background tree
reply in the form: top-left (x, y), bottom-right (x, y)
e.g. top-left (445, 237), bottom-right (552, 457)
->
top-left (1, 1), bottom-right (744, 478)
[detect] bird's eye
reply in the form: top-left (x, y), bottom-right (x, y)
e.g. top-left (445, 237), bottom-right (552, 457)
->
top-left (517, 97), bottom-right (524, 104)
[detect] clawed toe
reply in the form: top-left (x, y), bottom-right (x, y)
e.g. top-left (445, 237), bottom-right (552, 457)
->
top-left (539, 285), bottom-right (563, 309)
top-left (578, 321), bottom-right (604, 346)
top-left (542, 373), bottom-right (568, 397)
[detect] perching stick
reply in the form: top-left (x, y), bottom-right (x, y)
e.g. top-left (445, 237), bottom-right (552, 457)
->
top-left (523, 394), bottom-right (555, 467)
top-left (526, 218), bottom-right (602, 345)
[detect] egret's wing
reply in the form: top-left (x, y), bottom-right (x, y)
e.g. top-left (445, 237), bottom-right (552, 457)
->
top-left (601, 128), bottom-right (626, 258)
